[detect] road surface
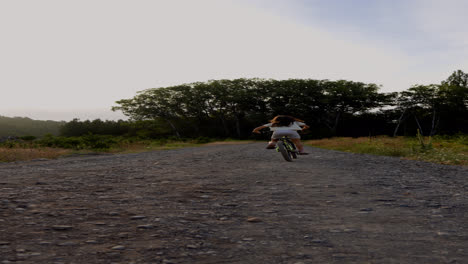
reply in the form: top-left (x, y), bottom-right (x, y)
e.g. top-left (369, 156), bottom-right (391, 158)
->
top-left (0, 143), bottom-right (467, 263)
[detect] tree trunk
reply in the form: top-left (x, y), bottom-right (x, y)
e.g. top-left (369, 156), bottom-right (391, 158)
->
top-left (219, 115), bottom-right (230, 137)
top-left (414, 115), bottom-right (424, 136)
top-left (234, 116), bottom-right (241, 139)
top-left (193, 118), bottom-right (202, 137)
top-left (393, 108), bottom-right (407, 137)
top-left (166, 119), bottom-right (181, 139)
top-left (331, 112), bottom-right (341, 135)
top-left (429, 108), bottom-right (438, 136)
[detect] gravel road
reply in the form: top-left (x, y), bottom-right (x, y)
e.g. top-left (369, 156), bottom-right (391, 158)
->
top-left (0, 143), bottom-right (467, 264)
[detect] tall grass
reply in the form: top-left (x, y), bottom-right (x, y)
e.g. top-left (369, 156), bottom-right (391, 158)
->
top-left (0, 147), bottom-right (72, 162)
top-left (0, 136), bottom-right (250, 162)
top-left (305, 135), bottom-right (468, 166)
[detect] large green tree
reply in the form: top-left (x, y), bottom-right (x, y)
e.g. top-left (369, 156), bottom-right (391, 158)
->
top-left (392, 70), bottom-right (468, 136)
top-left (439, 70), bottom-right (468, 134)
top-left (112, 78), bottom-right (393, 138)
top-left (319, 80), bottom-right (391, 135)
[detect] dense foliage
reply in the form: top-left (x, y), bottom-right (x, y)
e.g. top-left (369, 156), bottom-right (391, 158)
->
top-left (112, 78), bottom-right (394, 139)
top-left (111, 71), bottom-right (467, 139)
top-left (1, 70), bottom-right (466, 140)
top-left (393, 70), bottom-right (468, 136)
top-left (59, 119), bottom-right (129, 137)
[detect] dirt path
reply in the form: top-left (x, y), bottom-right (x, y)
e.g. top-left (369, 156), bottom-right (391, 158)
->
top-left (1, 143), bottom-right (467, 263)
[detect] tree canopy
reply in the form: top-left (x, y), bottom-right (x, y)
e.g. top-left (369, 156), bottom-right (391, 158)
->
top-left (112, 71), bottom-right (467, 139)
top-left (6, 71), bottom-right (465, 139)
top-left (112, 78), bottom-right (393, 138)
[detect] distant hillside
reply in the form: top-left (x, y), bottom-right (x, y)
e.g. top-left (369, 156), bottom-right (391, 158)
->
top-left (0, 116), bottom-right (64, 137)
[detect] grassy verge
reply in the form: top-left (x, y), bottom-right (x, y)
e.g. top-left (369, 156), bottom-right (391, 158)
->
top-left (0, 147), bottom-right (74, 162)
top-left (305, 136), bottom-right (468, 166)
top-left (0, 138), bottom-right (252, 162)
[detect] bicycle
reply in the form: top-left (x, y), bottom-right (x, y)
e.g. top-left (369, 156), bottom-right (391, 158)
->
top-left (252, 130), bottom-right (300, 162)
top-left (276, 136), bottom-right (298, 162)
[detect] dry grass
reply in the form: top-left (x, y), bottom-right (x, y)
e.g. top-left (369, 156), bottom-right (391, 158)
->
top-left (5, 137), bottom-right (464, 165)
top-left (305, 136), bottom-right (468, 166)
top-left (305, 137), bottom-right (407, 152)
top-left (0, 140), bottom-right (253, 162)
top-left (0, 147), bottom-right (73, 162)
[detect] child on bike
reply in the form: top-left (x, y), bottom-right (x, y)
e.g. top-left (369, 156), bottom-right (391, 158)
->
top-left (252, 115), bottom-right (310, 155)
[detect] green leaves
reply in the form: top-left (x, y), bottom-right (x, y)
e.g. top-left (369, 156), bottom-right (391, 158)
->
top-left (112, 78), bottom-right (387, 138)
top-left (111, 72), bottom-right (467, 138)
top-left (393, 70), bottom-right (468, 136)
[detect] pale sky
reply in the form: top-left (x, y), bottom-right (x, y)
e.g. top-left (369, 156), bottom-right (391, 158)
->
top-left (1, 0), bottom-right (467, 121)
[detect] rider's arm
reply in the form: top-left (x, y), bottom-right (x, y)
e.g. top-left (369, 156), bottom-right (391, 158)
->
top-left (252, 125), bottom-right (267, 134)
top-left (301, 124), bottom-right (310, 131)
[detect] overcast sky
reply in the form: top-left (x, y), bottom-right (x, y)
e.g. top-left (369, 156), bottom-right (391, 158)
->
top-left (1, 0), bottom-right (467, 121)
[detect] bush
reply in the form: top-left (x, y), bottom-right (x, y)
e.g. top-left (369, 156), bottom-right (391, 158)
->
top-left (36, 134), bottom-right (118, 150)
top-left (455, 134), bottom-right (468, 145)
top-left (194, 137), bottom-right (213, 144)
top-left (58, 137), bottom-right (86, 149)
top-left (82, 134), bottom-right (117, 149)
top-left (1, 141), bottom-right (17, 148)
top-left (20, 135), bottom-right (36, 141)
top-left (37, 134), bottom-right (57, 148)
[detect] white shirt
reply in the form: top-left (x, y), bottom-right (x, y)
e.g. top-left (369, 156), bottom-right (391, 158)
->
top-left (263, 121), bottom-right (305, 131)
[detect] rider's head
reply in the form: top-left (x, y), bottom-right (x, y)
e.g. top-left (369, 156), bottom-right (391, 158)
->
top-left (270, 115), bottom-right (295, 127)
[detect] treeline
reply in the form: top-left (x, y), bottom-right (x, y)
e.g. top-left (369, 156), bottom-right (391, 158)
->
top-left (110, 79), bottom-right (391, 139)
top-left (108, 70), bottom-right (467, 139)
top-left (4, 70), bottom-right (466, 140)
top-left (0, 116), bottom-right (64, 137)
top-left (59, 119), bottom-right (175, 139)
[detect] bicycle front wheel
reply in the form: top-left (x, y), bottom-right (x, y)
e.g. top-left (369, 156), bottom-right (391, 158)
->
top-left (286, 140), bottom-right (298, 159)
top-left (284, 139), bottom-right (297, 159)
top-left (277, 141), bottom-right (292, 162)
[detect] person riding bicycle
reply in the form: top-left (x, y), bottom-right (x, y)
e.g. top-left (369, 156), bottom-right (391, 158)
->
top-left (252, 115), bottom-right (310, 155)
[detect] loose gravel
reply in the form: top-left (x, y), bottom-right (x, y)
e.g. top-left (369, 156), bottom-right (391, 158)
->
top-left (0, 143), bottom-right (467, 263)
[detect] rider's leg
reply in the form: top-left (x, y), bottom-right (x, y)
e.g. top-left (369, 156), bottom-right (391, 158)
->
top-left (291, 138), bottom-right (305, 152)
top-left (267, 131), bottom-right (279, 148)
top-left (267, 138), bottom-right (278, 147)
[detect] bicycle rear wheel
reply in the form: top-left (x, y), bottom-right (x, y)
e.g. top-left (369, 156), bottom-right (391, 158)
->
top-left (277, 141), bottom-right (292, 162)
top-left (291, 150), bottom-right (297, 159)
